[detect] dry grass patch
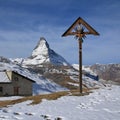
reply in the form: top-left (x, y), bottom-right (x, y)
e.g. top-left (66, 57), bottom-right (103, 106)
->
top-left (0, 91), bottom-right (69, 107)
top-left (0, 88), bottom-right (95, 108)
top-left (30, 91), bottom-right (68, 105)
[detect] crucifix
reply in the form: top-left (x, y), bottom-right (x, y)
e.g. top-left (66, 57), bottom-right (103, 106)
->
top-left (62, 17), bottom-right (99, 93)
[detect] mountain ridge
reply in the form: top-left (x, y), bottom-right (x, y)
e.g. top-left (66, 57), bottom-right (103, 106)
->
top-left (90, 63), bottom-right (120, 84)
top-left (0, 36), bottom-right (119, 95)
top-left (22, 37), bottom-right (70, 67)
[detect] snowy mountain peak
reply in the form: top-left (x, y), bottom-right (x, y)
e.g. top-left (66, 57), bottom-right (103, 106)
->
top-left (22, 37), bottom-right (70, 66)
top-left (31, 37), bottom-right (50, 58)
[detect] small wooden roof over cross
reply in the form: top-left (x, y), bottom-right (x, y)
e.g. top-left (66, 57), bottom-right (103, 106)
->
top-left (62, 17), bottom-right (99, 37)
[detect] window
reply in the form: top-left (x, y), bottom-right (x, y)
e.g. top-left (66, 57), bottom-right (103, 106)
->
top-left (0, 87), bottom-right (3, 92)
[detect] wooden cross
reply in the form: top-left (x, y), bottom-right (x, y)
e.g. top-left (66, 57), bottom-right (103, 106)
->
top-left (62, 17), bottom-right (99, 94)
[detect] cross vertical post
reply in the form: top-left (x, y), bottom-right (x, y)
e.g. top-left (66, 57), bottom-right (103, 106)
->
top-left (79, 38), bottom-right (83, 93)
top-left (62, 17), bottom-right (99, 94)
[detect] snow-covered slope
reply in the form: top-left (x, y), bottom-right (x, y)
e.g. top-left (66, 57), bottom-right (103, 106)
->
top-left (21, 37), bottom-right (69, 67)
top-left (69, 64), bottom-right (102, 88)
top-left (0, 56), bottom-right (104, 96)
top-left (0, 57), bottom-right (67, 95)
top-left (72, 64), bottom-right (97, 76)
top-left (0, 85), bottom-right (120, 120)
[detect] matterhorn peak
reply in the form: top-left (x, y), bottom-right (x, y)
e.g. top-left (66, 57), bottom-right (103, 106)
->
top-left (31, 37), bottom-right (50, 58)
top-left (22, 37), bottom-right (70, 66)
top-left (35, 37), bottom-right (49, 50)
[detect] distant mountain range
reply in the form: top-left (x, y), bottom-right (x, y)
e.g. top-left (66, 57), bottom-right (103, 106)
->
top-left (90, 63), bottom-right (120, 84)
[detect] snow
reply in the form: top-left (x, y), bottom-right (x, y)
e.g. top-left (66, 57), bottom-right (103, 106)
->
top-left (22, 37), bottom-right (69, 66)
top-left (0, 85), bottom-right (120, 120)
top-left (72, 64), bottom-right (97, 75)
top-left (23, 55), bottom-right (50, 66)
top-left (0, 62), bottom-right (68, 95)
top-left (0, 61), bottom-right (103, 96)
top-left (67, 82), bottom-right (79, 87)
top-left (32, 38), bottom-right (49, 57)
top-left (67, 66), bottom-right (103, 88)
top-left (0, 96), bottom-right (23, 101)
top-left (32, 76), bottom-right (68, 95)
top-left (0, 72), bottom-right (10, 83)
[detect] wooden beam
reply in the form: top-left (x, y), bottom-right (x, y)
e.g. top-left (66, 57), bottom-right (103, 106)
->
top-left (62, 17), bottom-right (99, 37)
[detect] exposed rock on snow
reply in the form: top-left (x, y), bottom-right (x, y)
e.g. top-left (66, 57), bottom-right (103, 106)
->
top-left (73, 63), bottom-right (120, 84)
top-left (0, 56), bottom-right (11, 63)
top-left (0, 61), bottom-right (68, 95)
top-left (90, 63), bottom-right (120, 84)
top-left (22, 37), bottom-right (70, 67)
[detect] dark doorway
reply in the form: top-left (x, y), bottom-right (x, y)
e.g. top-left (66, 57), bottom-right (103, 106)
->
top-left (14, 87), bottom-right (19, 95)
top-left (0, 87), bottom-right (3, 95)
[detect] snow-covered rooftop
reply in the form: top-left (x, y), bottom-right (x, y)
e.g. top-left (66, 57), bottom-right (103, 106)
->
top-left (0, 71), bottom-right (10, 83)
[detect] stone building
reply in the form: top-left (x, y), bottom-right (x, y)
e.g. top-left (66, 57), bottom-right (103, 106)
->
top-left (0, 71), bottom-right (35, 96)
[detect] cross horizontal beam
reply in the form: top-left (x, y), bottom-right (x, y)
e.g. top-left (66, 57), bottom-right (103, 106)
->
top-left (62, 17), bottom-right (99, 37)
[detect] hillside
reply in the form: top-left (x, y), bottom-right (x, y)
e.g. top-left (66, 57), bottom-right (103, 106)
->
top-left (1, 37), bottom-right (119, 95)
top-left (0, 56), bottom-right (67, 95)
top-left (0, 56), bottom-right (102, 94)
top-left (11, 37), bottom-right (103, 92)
top-left (0, 85), bottom-right (120, 120)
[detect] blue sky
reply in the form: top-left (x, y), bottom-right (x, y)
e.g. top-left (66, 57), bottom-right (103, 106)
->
top-left (0, 0), bottom-right (120, 65)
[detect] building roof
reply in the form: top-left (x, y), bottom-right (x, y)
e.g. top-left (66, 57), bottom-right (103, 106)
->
top-left (0, 71), bottom-right (11, 83)
top-left (12, 71), bottom-right (35, 83)
top-left (0, 71), bottom-right (35, 83)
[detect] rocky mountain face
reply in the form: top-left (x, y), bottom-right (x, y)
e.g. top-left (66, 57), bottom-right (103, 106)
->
top-left (22, 37), bottom-right (69, 67)
top-left (0, 56), bottom-right (11, 63)
top-left (90, 64), bottom-right (120, 84)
